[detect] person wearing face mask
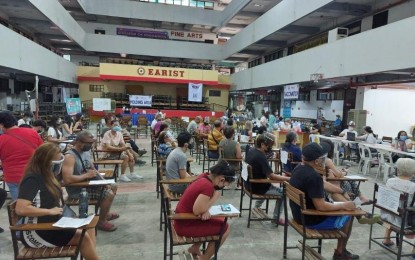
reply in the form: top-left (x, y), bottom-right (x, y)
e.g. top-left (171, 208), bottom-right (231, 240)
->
top-left (16, 143), bottom-right (99, 260)
top-left (17, 111), bottom-right (32, 126)
top-left (338, 121), bottom-right (359, 160)
top-left (245, 132), bottom-right (290, 225)
top-left (198, 116), bottom-right (211, 139)
top-left (62, 131), bottom-right (118, 232)
top-left (0, 110), bottom-right (43, 201)
top-left (207, 120), bottom-right (225, 159)
top-left (174, 160), bottom-right (236, 260)
top-left (165, 131), bottom-right (194, 194)
top-left (391, 130), bottom-right (414, 163)
top-left (101, 120), bottom-right (141, 182)
top-left (289, 142), bottom-right (359, 260)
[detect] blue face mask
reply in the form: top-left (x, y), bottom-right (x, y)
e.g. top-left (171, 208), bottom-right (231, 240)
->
top-left (400, 135), bottom-right (408, 141)
top-left (113, 126), bottom-right (122, 132)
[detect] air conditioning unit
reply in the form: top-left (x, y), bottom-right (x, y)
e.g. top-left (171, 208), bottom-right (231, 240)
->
top-left (337, 27), bottom-right (349, 38)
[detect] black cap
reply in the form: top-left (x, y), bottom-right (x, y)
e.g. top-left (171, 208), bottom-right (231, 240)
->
top-left (302, 142), bottom-right (329, 161)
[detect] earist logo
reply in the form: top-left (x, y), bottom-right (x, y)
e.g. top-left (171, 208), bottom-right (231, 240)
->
top-left (137, 67), bottom-right (145, 75)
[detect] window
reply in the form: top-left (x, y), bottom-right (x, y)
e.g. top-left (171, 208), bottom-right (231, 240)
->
top-left (373, 10), bottom-right (388, 29)
top-left (94, 29), bottom-right (106, 35)
top-left (209, 90), bottom-right (221, 97)
top-left (89, 85), bottom-right (104, 92)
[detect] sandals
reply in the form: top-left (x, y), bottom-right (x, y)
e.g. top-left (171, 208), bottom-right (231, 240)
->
top-left (106, 212), bottom-right (120, 221)
top-left (97, 221), bottom-right (117, 232)
top-left (382, 241), bottom-right (394, 247)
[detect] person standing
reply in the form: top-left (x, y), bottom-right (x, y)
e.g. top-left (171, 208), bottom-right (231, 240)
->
top-left (0, 111), bottom-right (43, 200)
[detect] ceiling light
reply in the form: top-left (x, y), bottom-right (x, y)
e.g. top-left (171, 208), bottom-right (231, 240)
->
top-left (50, 39), bottom-right (72, 42)
top-left (60, 48), bottom-right (72, 50)
top-left (254, 4), bottom-right (263, 7)
top-left (120, 53), bottom-right (127, 58)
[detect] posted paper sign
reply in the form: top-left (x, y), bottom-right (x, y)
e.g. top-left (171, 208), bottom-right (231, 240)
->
top-left (377, 186), bottom-right (401, 213)
top-left (188, 83), bottom-right (203, 102)
top-left (284, 84), bottom-right (299, 100)
top-left (92, 98), bottom-right (111, 111)
top-left (129, 95), bottom-right (152, 107)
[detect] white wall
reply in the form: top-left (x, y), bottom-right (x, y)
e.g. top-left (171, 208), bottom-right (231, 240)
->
top-left (287, 90), bottom-right (343, 120)
top-left (231, 16), bottom-right (415, 90)
top-left (363, 85), bottom-right (415, 138)
top-left (0, 26), bottom-right (77, 83)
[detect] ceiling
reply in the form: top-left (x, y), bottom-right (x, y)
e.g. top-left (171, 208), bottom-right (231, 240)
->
top-left (0, 0), bottom-right (414, 87)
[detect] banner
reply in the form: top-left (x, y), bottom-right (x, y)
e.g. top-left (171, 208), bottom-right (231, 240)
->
top-left (65, 98), bottom-right (81, 116)
top-left (283, 100), bottom-right (292, 118)
top-left (188, 83), bottom-right (203, 102)
top-left (129, 95), bottom-right (152, 107)
top-left (284, 84), bottom-right (299, 100)
top-left (93, 98), bottom-right (111, 111)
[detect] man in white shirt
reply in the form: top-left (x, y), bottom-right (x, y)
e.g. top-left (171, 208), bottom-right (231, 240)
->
top-left (17, 112), bottom-right (32, 126)
top-left (339, 121), bottom-right (359, 160)
top-left (187, 116), bottom-right (201, 134)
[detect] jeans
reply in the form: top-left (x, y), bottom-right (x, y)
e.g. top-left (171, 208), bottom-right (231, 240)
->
top-left (255, 185), bottom-right (284, 218)
top-left (6, 182), bottom-right (19, 201)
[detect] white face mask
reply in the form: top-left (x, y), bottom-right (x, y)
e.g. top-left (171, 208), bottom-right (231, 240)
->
top-left (51, 155), bottom-right (64, 176)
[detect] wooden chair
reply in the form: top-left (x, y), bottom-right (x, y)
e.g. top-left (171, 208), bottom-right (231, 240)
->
top-left (7, 201), bottom-right (98, 260)
top-left (283, 182), bottom-right (365, 260)
top-left (239, 164), bottom-right (284, 228)
top-left (91, 146), bottom-right (123, 182)
top-left (137, 116), bottom-right (148, 138)
top-left (369, 183), bottom-right (415, 259)
top-left (202, 139), bottom-right (219, 173)
top-left (162, 184), bottom-right (226, 260)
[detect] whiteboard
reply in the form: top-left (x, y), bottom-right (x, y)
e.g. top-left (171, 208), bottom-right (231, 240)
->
top-left (93, 98), bottom-right (111, 111)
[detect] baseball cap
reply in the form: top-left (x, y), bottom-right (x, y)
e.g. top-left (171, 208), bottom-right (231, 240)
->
top-left (302, 142), bottom-right (329, 161)
top-left (348, 121), bottom-right (355, 126)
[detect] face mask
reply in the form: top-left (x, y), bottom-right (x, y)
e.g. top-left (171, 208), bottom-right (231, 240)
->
top-left (400, 136), bottom-right (408, 141)
top-left (187, 143), bottom-right (194, 150)
top-left (214, 185), bottom-right (224, 191)
top-left (51, 155), bottom-right (64, 176)
top-left (204, 122), bottom-right (209, 125)
top-left (348, 127), bottom-right (354, 131)
top-left (82, 143), bottom-right (92, 152)
top-left (113, 126), bottom-right (121, 132)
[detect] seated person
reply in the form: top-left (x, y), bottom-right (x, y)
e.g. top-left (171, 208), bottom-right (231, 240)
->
top-left (207, 120), bottom-right (224, 159)
top-left (381, 158), bottom-right (415, 247)
top-left (198, 117), bottom-right (211, 139)
top-left (165, 132), bottom-right (193, 194)
top-left (309, 119), bottom-right (320, 134)
top-left (47, 116), bottom-right (67, 151)
top-left (62, 131), bottom-right (118, 232)
top-left (338, 121), bottom-right (359, 159)
top-left (62, 115), bottom-right (74, 138)
top-left (16, 143), bottom-right (99, 260)
top-left (73, 113), bottom-right (84, 132)
top-left (218, 126), bottom-right (242, 169)
top-left (187, 116), bottom-right (201, 135)
top-left (339, 121), bottom-right (358, 139)
top-left (392, 130), bottom-right (414, 162)
top-left (289, 142), bottom-right (360, 260)
top-left (101, 120), bottom-right (141, 182)
top-left (240, 121), bottom-right (253, 143)
top-left (174, 161), bottom-right (235, 260)
top-left (282, 131), bottom-right (302, 174)
top-left (356, 126), bottom-right (377, 144)
top-left (158, 131), bottom-right (175, 159)
top-left (245, 132), bottom-right (290, 225)
top-left (279, 118), bottom-right (292, 131)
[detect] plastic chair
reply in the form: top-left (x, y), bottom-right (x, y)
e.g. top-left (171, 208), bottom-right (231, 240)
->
top-left (376, 150), bottom-right (395, 183)
top-left (357, 144), bottom-right (377, 175)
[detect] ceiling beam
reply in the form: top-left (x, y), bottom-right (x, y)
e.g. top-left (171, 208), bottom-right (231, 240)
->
top-left (225, 57), bottom-right (249, 62)
top-left (254, 39), bottom-right (286, 47)
top-left (238, 49), bottom-right (263, 55)
top-left (226, 23), bottom-right (247, 29)
top-left (237, 11), bottom-right (264, 18)
top-left (280, 25), bottom-right (320, 34)
top-left (211, 0), bottom-right (251, 32)
top-left (322, 2), bottom-right (371, 16)
top-left (9, 17), bottom-right (52, 27)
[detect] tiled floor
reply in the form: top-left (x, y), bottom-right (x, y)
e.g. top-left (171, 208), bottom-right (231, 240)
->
top-left (0, 131), bottom-right (413, 259)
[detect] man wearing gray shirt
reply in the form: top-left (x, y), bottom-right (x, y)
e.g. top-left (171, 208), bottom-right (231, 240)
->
top-left (165, 131), bottom-right (193, 194)
top-left (187, 116), bottom-right (201, 134)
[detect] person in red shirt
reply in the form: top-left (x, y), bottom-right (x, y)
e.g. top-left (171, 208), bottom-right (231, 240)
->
top-left (0, 111), bottom-right (43, 200)
top-left (174, 160), bottom-right (236, 260)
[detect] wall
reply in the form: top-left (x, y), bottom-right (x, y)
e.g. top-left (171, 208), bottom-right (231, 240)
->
top-left (284, 90), bottom-right (343, 121)
top-left (363, 85), bottom-right (415, 138)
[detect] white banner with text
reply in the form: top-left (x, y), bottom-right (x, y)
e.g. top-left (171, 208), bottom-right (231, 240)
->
top-left (188, 83), bottom-right (203, 102)
top-left (129, 95), bottom-right (152, 107)
top-left (284, 84), bottom-right (299, 100)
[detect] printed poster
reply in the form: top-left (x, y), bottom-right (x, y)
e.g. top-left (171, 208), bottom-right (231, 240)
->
top-left (188, 83), bottom-right (203, 102)
top-left (65, 98), bottom-right (81, 116)
top-left (129, 95), bottom-right (152, 107)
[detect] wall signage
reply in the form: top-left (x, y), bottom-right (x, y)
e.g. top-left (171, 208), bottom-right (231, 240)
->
top-left (284, 84), bottom-right (300, 100)
top-left (129, 95), bottom-right (152, 107)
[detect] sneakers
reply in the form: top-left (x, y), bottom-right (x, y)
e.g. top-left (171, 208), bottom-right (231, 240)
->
top-left (119, 174), bottom-right (131, 182)
top-left (333, 249), bottom-right (359, 260)
top-left (357, 214), bottom-right (380, 225)
top-left (136, 159), bottom-right (146, 166)
top-left (127, 173), bottom-right (144, 179)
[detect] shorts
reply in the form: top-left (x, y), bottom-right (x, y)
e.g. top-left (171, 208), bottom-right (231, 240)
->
top-left (106, 152), bottom-right (127, 160)
top-left (68, 186), bottom-right (111, 200)
top-left (174, 218), bottom-right (228, 237)
top-left (21, 229), bottom-right (76, 248)
top-left (306, 216), bottom-right (350, 230)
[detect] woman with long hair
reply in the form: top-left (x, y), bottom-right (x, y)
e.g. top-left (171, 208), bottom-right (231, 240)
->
top-left (61, 115), bottom-right (74, 138)
top-left (15, 143), bottom-right (99, 260)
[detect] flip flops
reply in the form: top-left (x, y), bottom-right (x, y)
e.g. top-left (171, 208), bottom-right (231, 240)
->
top-left (97, 221), bottom-right (117, 232)
top-left (106, 212), bottom-right (120, 221)
top-left (382, 241), bottom-right (394, 247)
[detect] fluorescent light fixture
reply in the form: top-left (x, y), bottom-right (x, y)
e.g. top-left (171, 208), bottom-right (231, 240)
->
top-left (254, 4), bottom-right (263, 7)
top-left (120, 53), bottom-right (127, 58)
top-left (60, 48), bottom-right (72, 50)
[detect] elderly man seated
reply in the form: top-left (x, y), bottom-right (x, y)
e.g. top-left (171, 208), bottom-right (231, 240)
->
top-left (61, 131), bottom-right (118, 232)
top-left (289, 142), bottom-right (359, 260)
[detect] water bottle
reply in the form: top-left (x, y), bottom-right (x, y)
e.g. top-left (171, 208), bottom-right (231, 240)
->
top-left (79, 188), bottom-right (89, 218)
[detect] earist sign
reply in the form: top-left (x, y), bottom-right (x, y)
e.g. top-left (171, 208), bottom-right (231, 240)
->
top-left (284, 84), bottom-right (300, 100)
top-left (137, 67), bottom-right (185, 78)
